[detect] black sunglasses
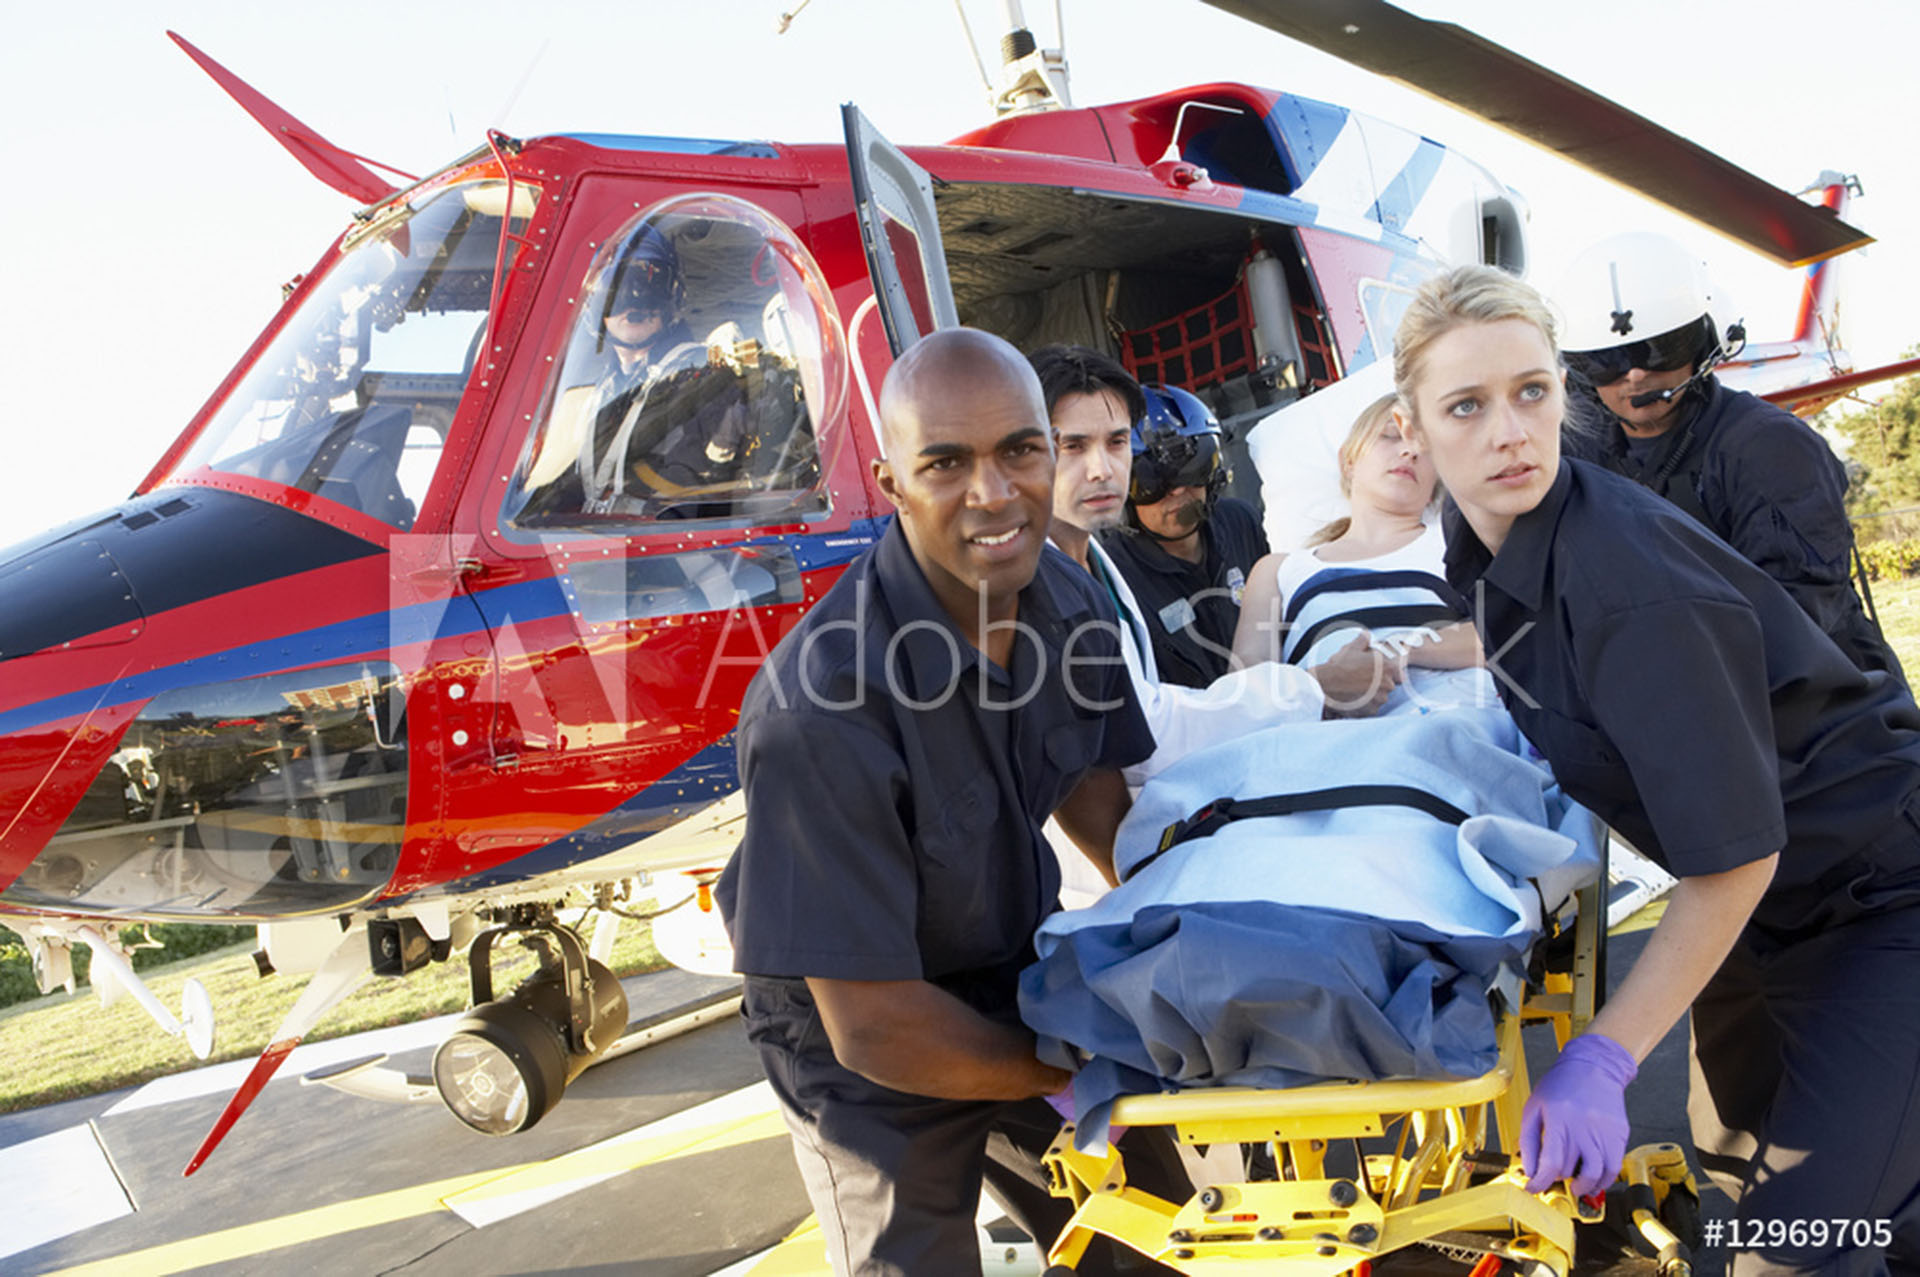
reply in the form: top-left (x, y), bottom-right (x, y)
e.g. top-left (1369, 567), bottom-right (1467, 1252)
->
top-left (610, 262), bottom-right (672, 314)
top-left (1130, 433), bottom-right (1220, 505)
top-left (1561, 317), bottom-right (1709, 385)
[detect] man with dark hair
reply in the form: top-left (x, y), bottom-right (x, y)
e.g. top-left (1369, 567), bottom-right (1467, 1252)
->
top-left (718, 329), bottom-right (1175, 1273)
top-left (1029, 347), bottom-right (1388, 784)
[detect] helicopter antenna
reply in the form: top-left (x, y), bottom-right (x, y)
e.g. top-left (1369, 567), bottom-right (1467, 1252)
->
top-left (774, 0), bottom-right (813, 34)
top-left (953, 0), bottom-right (994, 92)
top-left (488, 39), bottom-right (551, 134)
top-left (990, 0), bottom-right (1069, 116)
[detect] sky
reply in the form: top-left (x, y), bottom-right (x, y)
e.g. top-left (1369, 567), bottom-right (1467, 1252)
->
top-left (2, 0), bottom-right (1915, 551)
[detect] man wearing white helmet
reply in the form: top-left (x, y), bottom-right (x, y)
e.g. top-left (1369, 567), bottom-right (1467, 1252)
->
top-left (1554, 231), bottom-right (1902, 682)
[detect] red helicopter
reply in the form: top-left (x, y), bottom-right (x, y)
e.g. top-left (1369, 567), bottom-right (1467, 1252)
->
top-left (0, 0), bottom-right (1898, 1176)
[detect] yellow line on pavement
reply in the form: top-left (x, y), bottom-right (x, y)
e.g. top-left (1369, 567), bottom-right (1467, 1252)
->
top-left (52, 1100), bottom-right (790, 1276)
top-left (444, 1106), bottom-right (788, 1215)
top-left (734, 1218), bottom-right (829, 1275)
top-left (51, 1167), bottom-right (504, 1277)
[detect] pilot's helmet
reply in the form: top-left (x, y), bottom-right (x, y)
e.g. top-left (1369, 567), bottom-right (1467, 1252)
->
top-left (594, 224), bottom-right (684, 330)
top-left (1129, 384), bottom-right (1226, 506)
top-left (1553, 231), bottom-right (1739, 386)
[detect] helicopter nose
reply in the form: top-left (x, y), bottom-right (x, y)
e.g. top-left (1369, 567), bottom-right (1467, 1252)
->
top-left (0, 487), bottom-right (404, 916)
top-left (0, 534), bottom-right (146, 661)
top-left (0, 529), bottom-right (151, 894)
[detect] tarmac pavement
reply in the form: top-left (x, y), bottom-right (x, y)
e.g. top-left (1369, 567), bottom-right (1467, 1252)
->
top-left (0, 932), bottom-right (1732, 1276)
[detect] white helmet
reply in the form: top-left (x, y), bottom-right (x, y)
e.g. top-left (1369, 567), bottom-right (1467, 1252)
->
top-left (1552, 231), bottom-right (1739, 383)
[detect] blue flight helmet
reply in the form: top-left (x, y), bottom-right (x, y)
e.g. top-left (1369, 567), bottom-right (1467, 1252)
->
top-left (593, 222), bottom-right (684, 348)
top-left (1129, 384), bottom-right (1227, 508)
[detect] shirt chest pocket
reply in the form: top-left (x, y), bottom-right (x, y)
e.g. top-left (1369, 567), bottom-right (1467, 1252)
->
top-left (922, 771), bottom-right (999, 869)
top-left (916, 771), bottom-right (1015, 966)
top-left (1527, 708), bottom-right (1625, 793)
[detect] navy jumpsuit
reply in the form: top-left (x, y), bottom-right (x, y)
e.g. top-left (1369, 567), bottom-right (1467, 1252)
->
top-left (717, 521), bottom-right (1174, 1275)
top-left (1577, 375), bottom-right (1903, 682)
top-left (1099, 495), bottom-right (1269, 689)
top-left (1446, 460), bottom-right (1920, 1274)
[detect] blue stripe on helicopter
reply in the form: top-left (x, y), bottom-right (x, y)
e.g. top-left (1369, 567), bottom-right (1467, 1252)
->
top-left (0, 525), bottom-right (882, 736)
top-left (553, 134), bottom-right (781, 158)
top-left (1368, 138), bottom-right (1446, 236)
top-left (1263, 95), bottom-right (1351, 189)
top-left (0, 585), bottom-right (525, 738)
top-left (420, 736), bottom-right (745, 894)
top-left (1257, 96), bottom-right (1454, 248)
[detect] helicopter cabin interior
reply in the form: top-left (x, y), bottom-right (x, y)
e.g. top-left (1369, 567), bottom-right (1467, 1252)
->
top-left (884, 86), bottom-right (1528, 510)
top-left (936, 180), bottom-right (1329, 504)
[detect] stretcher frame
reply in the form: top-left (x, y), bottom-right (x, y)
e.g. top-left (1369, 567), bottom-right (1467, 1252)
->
top-left (1039, 873), bottom-right (1701, 1276)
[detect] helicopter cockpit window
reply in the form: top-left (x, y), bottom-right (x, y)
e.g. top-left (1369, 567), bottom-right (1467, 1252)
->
top-left (505, 194), bottom-right (846, 531)
top-left (166, 180), bottom-right (540, 530)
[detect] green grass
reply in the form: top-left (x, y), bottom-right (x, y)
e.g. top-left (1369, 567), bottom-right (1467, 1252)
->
top-left (1870, 573), bottom-right (1920, 676)
top-left (0, 919), bottom-right (666, 1114)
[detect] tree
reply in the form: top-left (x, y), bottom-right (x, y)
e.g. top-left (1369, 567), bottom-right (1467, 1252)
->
top-left (1828, 355), bottom-right (1920, 521)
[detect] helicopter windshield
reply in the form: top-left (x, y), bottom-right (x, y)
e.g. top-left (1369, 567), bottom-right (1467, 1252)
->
top-left (166, 179), bottom-right (539, 529)
top-left (505, 193), bottom-right (845, 530)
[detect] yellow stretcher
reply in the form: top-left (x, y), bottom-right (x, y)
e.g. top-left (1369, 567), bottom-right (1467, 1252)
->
top-left (1037, 878), bottom-right (1702, 1277)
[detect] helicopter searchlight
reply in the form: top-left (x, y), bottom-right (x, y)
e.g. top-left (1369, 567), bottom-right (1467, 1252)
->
top-left (432, 910), bottom-right (629, 1135)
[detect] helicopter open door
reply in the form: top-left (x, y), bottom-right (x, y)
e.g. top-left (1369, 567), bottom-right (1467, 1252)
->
top-left (842, 104), bottom-right (959, 355)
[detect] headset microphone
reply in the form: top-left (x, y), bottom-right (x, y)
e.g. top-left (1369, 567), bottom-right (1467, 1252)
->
top-left (1628, 356), bottom-right (1725, 409)
top-left (1627, 320), bottom-right (1744, 409)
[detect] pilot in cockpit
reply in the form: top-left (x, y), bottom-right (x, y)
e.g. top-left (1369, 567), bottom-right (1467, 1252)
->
top-left (567, 227), bottom-right (755, 515)
top-left (592, 227), bottom-right (697, 397)
top-left (511, 208), bottom-right (821, 527)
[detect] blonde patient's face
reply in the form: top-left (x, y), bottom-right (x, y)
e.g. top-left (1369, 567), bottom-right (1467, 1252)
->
top-left (1346, 417), bottom-right (1436, 517)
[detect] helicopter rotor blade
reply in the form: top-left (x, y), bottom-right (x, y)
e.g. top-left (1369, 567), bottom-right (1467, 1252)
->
top-left (167, 31), bottom-right (404, 207)
top-left (1197, 0), bottom-right (1870, 267)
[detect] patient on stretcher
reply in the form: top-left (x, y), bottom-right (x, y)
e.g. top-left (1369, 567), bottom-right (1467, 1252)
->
top-left (1231, 394), bottom-right (1495, 714)
top-left (1020, 706), bottom-right (1600, 1146)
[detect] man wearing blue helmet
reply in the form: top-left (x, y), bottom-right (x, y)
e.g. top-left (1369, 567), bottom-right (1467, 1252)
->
top-left (1099, 385), bottom-right (1271, 688)
top-left (506, 221), bottom-right (757, 520)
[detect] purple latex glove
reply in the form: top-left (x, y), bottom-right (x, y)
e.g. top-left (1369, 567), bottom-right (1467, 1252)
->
top-left (1042, 1086), bottom-right (1127, 1141)
top-left (1520, 1032), bottom-right (1637, 1198)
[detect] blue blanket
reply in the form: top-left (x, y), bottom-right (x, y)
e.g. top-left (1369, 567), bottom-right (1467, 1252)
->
top-left (1020, 708), bottom-right (1599, 1146)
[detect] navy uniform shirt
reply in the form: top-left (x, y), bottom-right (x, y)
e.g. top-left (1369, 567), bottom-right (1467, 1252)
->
top-left (1444, 459), bottom-right (1920, 940)
top-left (1099, 496), bottom-right (1269, 689)
top-left (1577, 376), bottom-right (1902, 681)
top-left (716, 518), bottom-right (1154, 1016)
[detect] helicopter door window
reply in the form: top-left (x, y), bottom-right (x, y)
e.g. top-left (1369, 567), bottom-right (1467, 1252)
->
top-left (1357, 279), bottom-right (1419, 365)
top-left (842, 104), bottom-right (959, 355)
top-left (163, 180), bottom-right (539, 531)
top-left (506, 194), bottom-right (847, 532)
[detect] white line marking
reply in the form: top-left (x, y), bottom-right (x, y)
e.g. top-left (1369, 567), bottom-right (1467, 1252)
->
top-left (0, 1122), bottom-right (135, 1260)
